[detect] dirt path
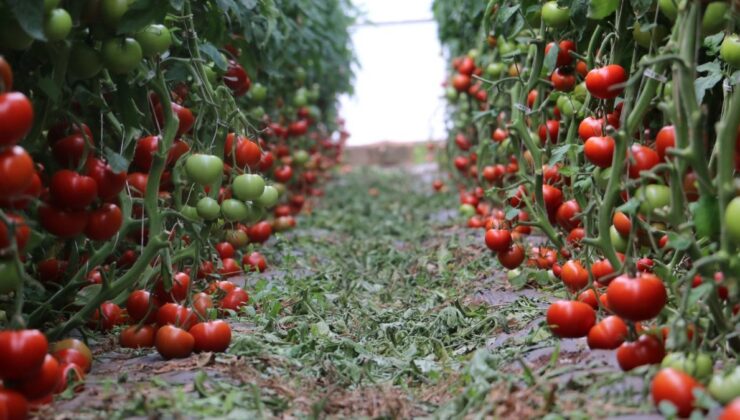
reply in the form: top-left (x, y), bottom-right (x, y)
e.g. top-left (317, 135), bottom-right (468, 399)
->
top-left (41, 165), bottom-right (654, 419)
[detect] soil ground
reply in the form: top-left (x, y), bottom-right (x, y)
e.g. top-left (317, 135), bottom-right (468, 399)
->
top-left (38, 155), bottom-right (660, 419)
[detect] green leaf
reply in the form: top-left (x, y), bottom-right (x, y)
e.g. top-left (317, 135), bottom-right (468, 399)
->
top-left (543, 43), bottom-right (559, 74)
top-left (587, 0), bottom-right (618, 19)
top-left (548, 143), bottom-right (571, 166)
top-left (666, 232), bottom-right (692, 250)
top-left (505, 207), bottom-right (520, 220)
top-left (6, 0), bottom-right (45, 40)
top-left (200, 43), bottom-right (228, 70)
top-left (117, 0), bottom-right (168, 34)
top-left (75, 284), bottom-right (102, 306)
top-left (37, 78), bottom-right (61, 102)
top-left (617, 198), bottom-right (641, 215)
top-left (104, 147), bottom-right (130, 173)
top-left (703, 32), bottom-right (725, 56)
top-left (630, 0), bottom-right (653, 17)
top-left (694, 72), bottom-right (723, 104)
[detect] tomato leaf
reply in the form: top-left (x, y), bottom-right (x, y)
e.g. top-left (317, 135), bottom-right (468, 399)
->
top-left (5, 0), bottom-right (45, 40)
top-left (37, 77), bottom-right (62, 102)
top-left (666, 232), bottom-right (692, 251)
top-left (587, 0), bottom-right (618, 19)
top-left (617, 198), bottom-right (640, 215)
top-left (117, 0), bottom-right (169, 34)
top-left (630, 0), bottom-right (653, 17)
top-left (505, 207), bottom-right (520, 220)
top-left (104, 147), bottom-right (130, 174)
top-left (548, 143), bottom-right (571, 166)
top-left (703, 32), bottom-right (725, 56)
top-left (75, 284), bottom-right (102, 307)
top-left (694, 72), bottom-right (723, 104)
top-left (200, 42), bottom-right (228, 71)
top-left (543, 43), bottom-right (560, 74)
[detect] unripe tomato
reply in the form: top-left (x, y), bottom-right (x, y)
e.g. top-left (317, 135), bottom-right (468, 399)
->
top-left (721, 34), bottom-right (740, 68)
top-left (541, 1), bottom-right (570, 28)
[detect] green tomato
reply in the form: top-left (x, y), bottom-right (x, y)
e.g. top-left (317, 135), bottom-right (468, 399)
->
top-left (44, 8), bottom-right (72, 42)
top-left (307, 83), bottom-right (320, 102)
top-left (102, 37), bottom-right (143, 74)
top-left (725, 196), bottom-right (740, 243)
top-left (507, 269), bottom-right (521, 279)
top-left (0, 261), bottom-right (22, 295)
top-left (256, 186), bottom-right (279, 208)
top-left (181, 205), bottom-right (200, 221)
top-left (693, 196), bottom-right (719, 240)
top-left (203, 65), bottom-right (217, 84)
top-left (292, 150), bottom-right (310, 166)
top-left (232, 174), bottom-right (265, 201)
top-left (273, 183), bottom-right (286, 196)
top-left (661, 353), bottom-right (713, 380)
top-left (249, 106), bottom-right (265, 120)
top-left (101, 0), bottom-right (130, 27)
top-left (609, 225), bottom-right (629, 253)
top-left (250, 83), bottom-right (267, 102)
top-left (445, 87), bottom-right (458, 102)
top-left (0, 19), bottom-right (33, 51)
top-left (294, 93), bottom-right (308, 108)
top-left (185, 154), bottom-right (223, 186)
top-left (709, 367), bottom-right (740, 404)
top-left (594, 168), bottom-right (610, 189)
top-left (632, 23), bottom-right (667, 49)
top-left (467, 49), bottom-right (479, 59)
top-left (561, 98), bottom-right (582, 117)
top-left (636, 184), bottom-right (671, 217)
top-left (221, 199), bottom-right (249, 222)
top-left (69, 44), bottom-right (103, 79)
top-left (295, 67), bottom-right (307, 83)
top-left (702, 2), bottom-right (729, 36)
top-left (196, 197), bottom-right (220, 221)
top-left (663, 81), bottom-right (673, 100)
top-left (720, 34), bottom-right (740, 69)
top-left (658, 0), bottom-right (677, 21)
top-left (573, 83), bottom-right (587, 102)
top-left (485, 62), bottom-right (505, 79)
top-left (541, 1), bottom-right (570, 28)
top-left (459, 204), bottom-right (476, 218)
top-left (498, 39), bottom-right (516, 56)
top-left (135, 24), bottom-right (172, 57)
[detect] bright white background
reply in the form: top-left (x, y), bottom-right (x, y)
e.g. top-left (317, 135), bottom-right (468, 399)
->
top-left (340, 0), bottom-right (447, 146)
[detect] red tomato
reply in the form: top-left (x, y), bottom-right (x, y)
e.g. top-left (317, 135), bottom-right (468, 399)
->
top-left (225, 134), bottom-right (261, 168)
top-left (223, 60), bottom-right (251, 96)
top-left (578, 117), bottom-right (604, 141)
top-left (636, 257), bottom-right (654, 272)
top-left (258, 151), bottom-right (274, 171)
top-left (288, 120), bottom-right (309, 136)
top-left (498, 244), bottom-right (525, 269)
top-left (0, 329), bottom-right (48, 380)
top-left (208, 280), bottom-right (236, 295)
top-left (0, 92), bottom-right (33, 147)
top-left (197, 260), bottom-right (215, 279)
top-left (546, 300), bottom-right (596, 338)
top-left (248, 221), bottom-right (272, 244)
top-left (85, 203), bottom-right (123, 241)
top-left (192, 292), bottom-right (214, 317)
top-left (91, 302), bottom-right (124, 330)
top-left (221, 287), bottom-right (249, 311)
top-left (54, 362), bottom-right (85, 394)
top-left (120, 325), bottom-right (156, 348)
top-left (720, 398), bottom-right (740, 420)
top-left (591, 258), bottom-right (615, 285)
top-left (542, 184), bottom-right (564, 219)
top-left (219, 257), bottom-right (242, 277)
top-left (155, 303), bottom-right (195, 329)
top-left (274, 165), bottom-right (293, 182)
top-left (613, 211), bottom-right (632, 237)
top-left (50, 170), bottom-right (98, 210)
top-left (155, 325), bottom-right (194, 360)
top-left (0, 56), bottom-right (13, 90)
top-left (52, 134), bottom-right (94, 168)
top-left (155, 272), bottom-right (191, 303)
top-left (616, 334), bottom-right (665, 371)
top-left (452, 74), bottom-right (471, 92)
top-left (126, 290), bottom-right (160, 323)
top-left (215, 242), bottom-right (235, 259)
top-left (655, 125), bottom-right (675, 161)
top-left (85, 158), bottom-right (127, 201)
top-left (561, 260), bottom-right (589, 291)
top-left (0, 146), bottom-right (34, 198)
top-left (14, 354), bottom-right (60, 400)
top-left (0, 213), bottom-right (30, 252)
top-left (491, 128), bottom-right (508, 143)
top-left (577, 289), bottom-right (598, 309)
top-left (651, 368), bottom-right (702, 417)
top-left (155, 102), bottom-right (194, 136)
top-left (607, 273), bottom-right (667, 321)
top-left (587, 315), bottom-right (628, 350)
top-left (133, 135), bottom-right (160, 171)
top-left (527, 89), bottom-right (538, 108)
top-left (0, 388), bottom-right (28, 420)
top-left (243, 252), bottom-right (267, 272)
top-left (454, 133), bottom-right (471, 151)
top-left (538, 120), bottom-right (560, 144)
top-left (585, 64), bottom-right (627, 99)
top-left (584, 136), bottom-right (615, 168)
top-left (544, 40), bottom-right (576, 67)
top-left (52, 348), bottom-right (91, 373)
top-left (0, 169), bottom-right (40, 210)
top-left (555, 200), bottom-right (581, 230)
top-left (628, 144), bottom-right (660, 178)
top-left (189, 320), bottom-right (232, 353)
top-left (550, 67), bottom-right (576, 91)
top-left (457, 56), bottom-right (475, 75)
top-left (167, 139), bottom-right (190, 166)
top-left (485, 229), bottom-right (512, 252)
top-left (37, 258), bottom-right (68, 283)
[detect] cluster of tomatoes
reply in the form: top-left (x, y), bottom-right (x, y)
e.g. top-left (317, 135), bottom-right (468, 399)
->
top-left (0, 331), bottom-right (91, 419)
top-left (436, 0), bottom-right (740, 416)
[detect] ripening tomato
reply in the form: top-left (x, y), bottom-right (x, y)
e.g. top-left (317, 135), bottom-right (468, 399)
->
top-left (651, 368), bottom-right (702, 417)
top-left (485, 229), bottom-right (512, 252)
top-left (0, 146), bottom-right (34, 198)
top-left (613, 211), bottom-right (632, 237)
top-left (120, 325), bottom-right (156, 349)
top-left (617, 334), bottom-right (665, 371)
top-left (655, 125), bottom-right (675, 161)
top-left (585, 64), bottom-right (627, 99)
top-left (126, 290), bottom-right (160, 323)
top-left (498, 244), bottom-right (525, 269)
top-left (561, 260), bottom-right (589, 291)
top-left (0, 92), bottom-right (33, 147)
top-left (550, 67), bottom-right (576, 91)
top-left (0, 329), bottom-right (48, 381)
top-left (221, 287), bottom-right (249, 311)
top-left (587, 315), bottom-right (628, 349)
top-left (538, 120), bottom-right (560, 144)
top-left (189, 320), bottom-right (232, 353)
top-left (85, 203), bottom-right (123, 241)
top-left (628, 144), bottom-right (660, 178)
top-left (546, 300), bottom-right (596, 338)
top-left (229, 134), bottom-right (262, 169)
top-left (555, 200), bottom-right (581, 230)
top-left (85, 157), bottom-right (127, 201)
top-left (544, 40), bottom-right (576, 67)
top-left (155, 325), bottom-right (194, 360)
top-left (584, 136), bottom-right (615, 168)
